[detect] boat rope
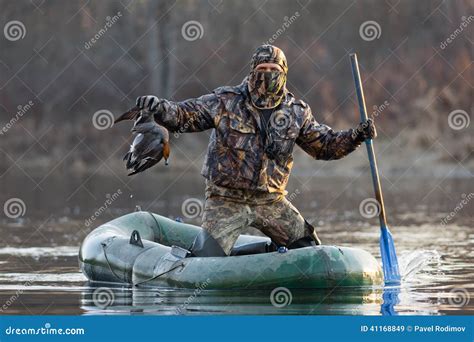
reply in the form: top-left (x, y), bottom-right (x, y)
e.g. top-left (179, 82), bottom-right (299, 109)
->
top-left (101, 243), bottom-right (127, 283)
top-left (133, 262), bottom-right (185, 287)
top-left (146, 211), bottom-right (163, 243)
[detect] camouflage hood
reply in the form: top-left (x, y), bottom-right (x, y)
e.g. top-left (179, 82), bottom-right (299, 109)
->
top-left (247, 45), bottom-right (288, 109)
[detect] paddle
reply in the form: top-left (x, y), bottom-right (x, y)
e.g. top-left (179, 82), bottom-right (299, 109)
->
top-left (349, 53), bottom-right (401, 285)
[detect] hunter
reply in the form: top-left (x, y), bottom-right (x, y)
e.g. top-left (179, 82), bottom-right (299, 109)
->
top-left (135, 45), bottom-right (376, 257)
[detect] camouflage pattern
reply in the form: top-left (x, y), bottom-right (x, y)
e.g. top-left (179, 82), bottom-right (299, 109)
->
top-left (201, 181), bottom-right (310, 255)
top-left (250, 45), bottom-right (288, 73)
top-left (248, 70), bottom-right (286, 109)
top-left (154, 78), bottom-right (364, 194)
top-left (248, 45), bottom-right (288, 109)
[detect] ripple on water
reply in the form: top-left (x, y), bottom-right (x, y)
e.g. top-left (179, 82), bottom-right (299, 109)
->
top-left (0, 246), bottom-right (78, 257)
top-left (399, 250), bottom-right (441, 281)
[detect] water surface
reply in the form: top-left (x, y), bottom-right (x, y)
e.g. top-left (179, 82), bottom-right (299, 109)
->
top-left (0, 174), bottom-right (472, 315)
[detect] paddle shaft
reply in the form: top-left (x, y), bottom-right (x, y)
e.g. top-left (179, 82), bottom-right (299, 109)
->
top-left (350, 53), bottom-right (387, 227)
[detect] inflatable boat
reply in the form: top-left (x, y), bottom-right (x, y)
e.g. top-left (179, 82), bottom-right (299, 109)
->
top-left (79, 212), bottom-right (383, 289)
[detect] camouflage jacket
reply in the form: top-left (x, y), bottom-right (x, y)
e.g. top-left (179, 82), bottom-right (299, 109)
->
top-left (155, 79), bottom-right (362, 194)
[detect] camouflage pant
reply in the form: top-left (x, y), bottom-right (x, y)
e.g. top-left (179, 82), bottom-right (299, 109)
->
top-left (201, 182), bottom-right (314, 255)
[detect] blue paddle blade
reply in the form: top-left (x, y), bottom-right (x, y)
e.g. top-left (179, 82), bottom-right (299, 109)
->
top-left (380, 225), bottom-right (401, 285)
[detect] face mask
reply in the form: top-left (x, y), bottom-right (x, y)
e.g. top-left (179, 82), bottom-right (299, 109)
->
top-left (248, 70), bottom-right (287, 109)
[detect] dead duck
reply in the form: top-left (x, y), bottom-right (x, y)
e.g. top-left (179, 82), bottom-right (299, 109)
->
top-left (114, 107), bottom-right (170, 176)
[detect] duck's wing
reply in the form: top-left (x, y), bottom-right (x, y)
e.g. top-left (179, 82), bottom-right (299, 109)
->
top-left (127, 139), bottom-right (164, 176)
top-left (125, 127), bottom-right (166, 176)
top-left (123, 133), bottom-right (145, 169)
top-left (114, 107), bottom-right (141, 124)
top-left (127, 151), bottom-right (164, 176)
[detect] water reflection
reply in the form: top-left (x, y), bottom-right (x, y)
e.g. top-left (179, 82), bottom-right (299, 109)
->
top-left (80, 280), bottom-right (451, 316)
top-left (81, 282), bottom-right (384, 315)
top-left (381, 286), bottom-right (400, 316)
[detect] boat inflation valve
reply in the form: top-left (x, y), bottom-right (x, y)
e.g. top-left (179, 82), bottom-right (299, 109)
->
top-left (171, 245), bottom-right (190, 259)
top-left (129, 230), bottom-right (144, 248)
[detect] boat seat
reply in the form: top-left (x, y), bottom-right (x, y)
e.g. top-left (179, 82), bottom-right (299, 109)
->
top-left (230, 241), bottom-right (277, 256)
top-left (190, 230), bottom-right (276, 257)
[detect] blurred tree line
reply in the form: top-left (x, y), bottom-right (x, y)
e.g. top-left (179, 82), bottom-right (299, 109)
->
top-left (0, 0), bottom-right (472, 174)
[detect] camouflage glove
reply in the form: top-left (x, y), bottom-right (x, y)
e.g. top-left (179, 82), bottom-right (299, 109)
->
top-left (353, 118), bottom-right (377, 143)
top-left (136, 95), bottom-right (165, 113)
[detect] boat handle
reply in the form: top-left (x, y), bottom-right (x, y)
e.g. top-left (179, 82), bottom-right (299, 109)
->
top-left (129, 230), bottom-right (144, 248)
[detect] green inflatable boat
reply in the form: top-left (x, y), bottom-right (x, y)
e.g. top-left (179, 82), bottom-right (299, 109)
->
top-left (79, 211), bottom-right (383, 289)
